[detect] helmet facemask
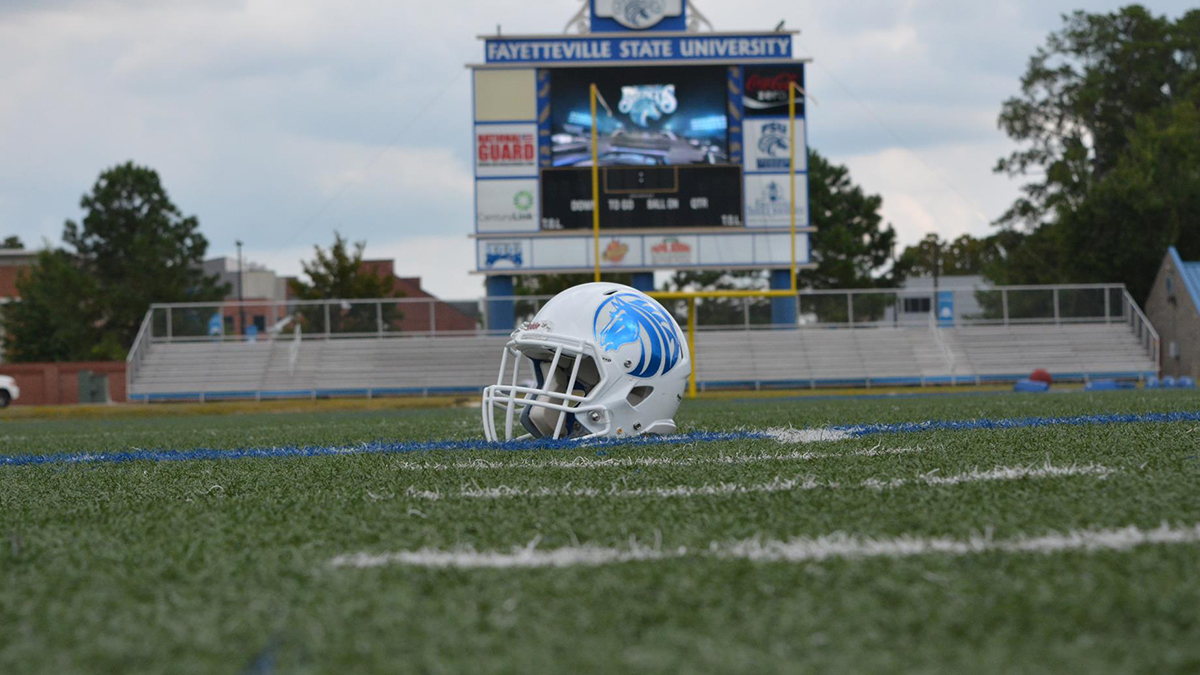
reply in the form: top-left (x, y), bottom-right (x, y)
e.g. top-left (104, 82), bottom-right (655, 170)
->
top-left (482, 335), bottom-right (610, 442)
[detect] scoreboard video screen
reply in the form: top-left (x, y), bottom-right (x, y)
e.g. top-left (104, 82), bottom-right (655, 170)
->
top-left (541, 65), bottom-right (742, 230)
top-left (548, 65), bottom-right (729, 167)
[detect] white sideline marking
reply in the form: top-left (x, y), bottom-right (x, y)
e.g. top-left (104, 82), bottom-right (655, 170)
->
top-left (385, 444), bottom-right (918, 473)
top-left (409, 463), bottom-right (1113, 501)
top-left (860, 463), bottom-right (1114, 490)
top-left (329, 523), bottom-right (1200, 569)
top-left (761, 427), bottom-right (852, 443)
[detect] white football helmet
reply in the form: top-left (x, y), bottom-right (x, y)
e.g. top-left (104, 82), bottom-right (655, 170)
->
top-left (482, 282), bottom-right (690, 441)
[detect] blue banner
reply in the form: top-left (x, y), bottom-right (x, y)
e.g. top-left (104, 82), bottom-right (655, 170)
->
top-left (536, 69), bottom-right (552, 168)
top-left (727, 66), bottom-right (744, 166)
top-left (937, 291), bottom-right (955, 327)
top-left (484, 34), bottom-right (792, 65)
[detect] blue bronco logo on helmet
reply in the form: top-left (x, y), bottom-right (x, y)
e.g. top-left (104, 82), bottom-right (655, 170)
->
top-left (593, 292), bottom-right (682, 378)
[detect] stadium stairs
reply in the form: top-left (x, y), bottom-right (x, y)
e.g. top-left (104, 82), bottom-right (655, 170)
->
top-left (128, 322), bottom-right (1158, 402)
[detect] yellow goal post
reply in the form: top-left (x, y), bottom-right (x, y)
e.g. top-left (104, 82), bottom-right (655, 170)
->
top-left (587, 81), bottom-right (808, 398)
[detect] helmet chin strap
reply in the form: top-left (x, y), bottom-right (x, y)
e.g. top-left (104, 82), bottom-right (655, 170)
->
top-left (520, 404), bottom-right (577, 439)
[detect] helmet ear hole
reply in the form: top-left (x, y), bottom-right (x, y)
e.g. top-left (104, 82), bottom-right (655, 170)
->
top-left (627, 385), bottom-right (654, 407)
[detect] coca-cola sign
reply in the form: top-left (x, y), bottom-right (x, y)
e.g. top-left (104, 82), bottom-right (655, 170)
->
top-left (742, 65), bottom-right (806, 117)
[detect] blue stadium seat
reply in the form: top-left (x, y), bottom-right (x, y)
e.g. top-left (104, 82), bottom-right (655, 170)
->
top-left (1085, 380), bottom-right (1135, 391)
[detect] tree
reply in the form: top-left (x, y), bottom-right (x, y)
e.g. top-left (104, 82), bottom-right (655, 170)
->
top-left (289, 232), bottom-right (402, 334)
top-left (658, 149), bottom-right (900, 324)
top-left (1, 236), bottom-right (23, 249)
top-left (2, 250), bottom-right (111, 361)
top-left (798, 149), bottom-right (902, 323)
top-left (511, 273), bottom-right (639, 324)
top-left (799, 150), bottom-right (900, 290)
top-left (2, 162), bottom-right (226, 362)
top-left (897, 233), bottom-right (1011, 278)
top-left (995, 6), bottom-right (1183, 229)
top-left (1053, 100), bottom-right (1200, 300)
top-left (991, 6), bottom-right (1200, 300)
top-left (666, 269), bottom-right (770, 327)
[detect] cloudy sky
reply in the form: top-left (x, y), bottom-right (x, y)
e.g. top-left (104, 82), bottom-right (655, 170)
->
top-left (0, 0), bottom-right (1193, 298)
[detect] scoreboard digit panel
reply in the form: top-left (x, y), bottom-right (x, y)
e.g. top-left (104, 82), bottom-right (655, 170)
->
top-left (540, 166), bottom-right (743, 230)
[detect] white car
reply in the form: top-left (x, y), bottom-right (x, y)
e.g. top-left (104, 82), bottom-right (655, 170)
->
top-left (0, 375), bottom-right (19, 407)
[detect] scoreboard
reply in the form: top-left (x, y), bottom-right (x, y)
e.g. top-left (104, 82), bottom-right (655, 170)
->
top-left (540, 166), bottom-right (744, 230)
top-left (469, 13), bottom-right (812, 275)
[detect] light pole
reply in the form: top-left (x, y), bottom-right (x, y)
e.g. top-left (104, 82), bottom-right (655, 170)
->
top-left (236, 240), bottom-right (245, 336)
top-left (930, 235), bottom-right (942, 324)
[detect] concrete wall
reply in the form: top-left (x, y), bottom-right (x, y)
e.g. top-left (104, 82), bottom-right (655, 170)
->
top-left (0, 362), bottom-right (127, 405)
top-left (1144, 253), bottom-right (1197, 379)
top-left (203, 258), bottom-right (288, 303)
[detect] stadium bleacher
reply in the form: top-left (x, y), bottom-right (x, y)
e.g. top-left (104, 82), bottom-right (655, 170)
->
top-left (128, 321), bottom-right (1158, 401)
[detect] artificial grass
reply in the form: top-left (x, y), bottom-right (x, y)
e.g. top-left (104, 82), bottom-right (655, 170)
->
top-left (1, 389), bottom-right (1199, 674)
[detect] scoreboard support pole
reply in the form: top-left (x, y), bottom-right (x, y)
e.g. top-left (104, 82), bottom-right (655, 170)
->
top-left (630, 273), bottom-right (655, 292)
top-left (787, 81), bottom-right (800, 293)
top-left (485, 275), bottom-right (516, 334)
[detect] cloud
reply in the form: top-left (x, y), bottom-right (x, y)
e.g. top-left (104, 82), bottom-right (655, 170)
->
top-left (246, 233), bottom-right (481, 300)
top-left (843, 141), bottom-right (1022, 247)
top-left (1, 0), bottom-right (1195, 301)
top-left (311, 144), bottom-right (473, 204)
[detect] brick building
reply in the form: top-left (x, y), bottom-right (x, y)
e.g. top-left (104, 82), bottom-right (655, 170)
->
top-left (203, 255), bottom-right (478, 335)
top-left (203, 257), bottom-right (291, 336)
top-left (0, 248), bottom-right (36, 303)
top-left (358, 259), bottom-right (478, 332)
top-left (1144, 247), bottom-right (1200, 379)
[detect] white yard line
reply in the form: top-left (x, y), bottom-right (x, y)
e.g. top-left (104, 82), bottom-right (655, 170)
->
top-left (450, 476), bottom-right (827, 500)
top-left (330, 523), bottom-right (1200, 570)
top-left (860, 463), bottom-right (1114, 490)
top-left (722, 523), bottom-right (1200, 562)
top-left (385, 444), bottom-right (920, 473)
top-left (408, 463), bottom-right (1113, 501)
top-left (330, 543), bottom-right (676, 570)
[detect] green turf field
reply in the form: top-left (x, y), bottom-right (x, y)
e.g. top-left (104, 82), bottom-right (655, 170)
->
top-left (3, 390), bottom-right (1200, 674)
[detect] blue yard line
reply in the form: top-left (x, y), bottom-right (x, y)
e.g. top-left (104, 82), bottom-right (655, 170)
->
top-left (0, 431), bottom-right (761, 468)
top-left (840, 410), bottom-right (1200, 437)
top-left (3, 412), bottom-right (1200, 468)
top-left (726, 390), bottom-right (1013, 404)
top-left (835, 411), bottom-right (1200, 437)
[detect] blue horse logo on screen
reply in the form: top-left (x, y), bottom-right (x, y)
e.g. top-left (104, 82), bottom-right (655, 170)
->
top-left (593, 293), bottom-right (682, 378)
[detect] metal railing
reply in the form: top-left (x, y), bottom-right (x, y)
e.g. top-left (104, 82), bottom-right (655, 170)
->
top-left (125, 309), bottom-right (155, 399)
top-left (669, 283), bottom-right (1134, 330)
top-left (1124, 289), bottom-right (1161, 367)
top-left (137, 284), bottom-right (1135, 339)
top-left (124, 283), bottom-right (1161, 374)
top-left (122, 283), bottom-right (1163, 401)
top-left (928, 309), bottom-right (958, 377)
